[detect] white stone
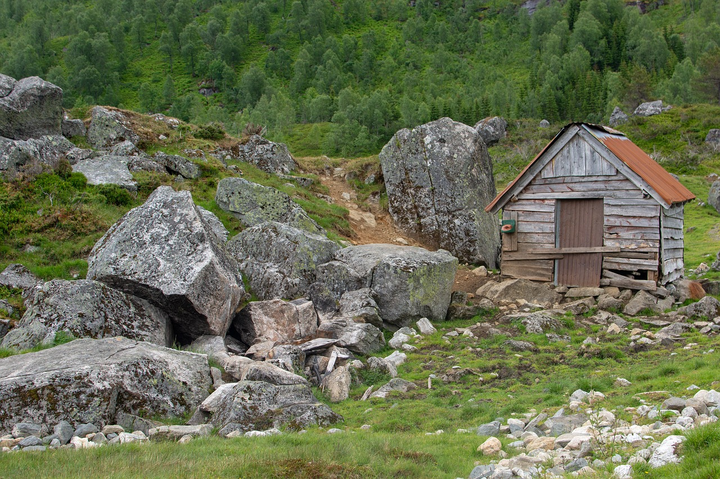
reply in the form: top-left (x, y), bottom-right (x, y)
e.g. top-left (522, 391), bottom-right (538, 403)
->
top-left (649, 435), bottom-right (685, 468)
top-left (416, 317), bottom-right (437, 335)
top-left (384, 350), bottom-right (407, 368)
top-left (682, 406), bottom-right (698, 418)
top-left (613, 464), bottom-right (632, 478)
top-left (389, 332), bottom-right (411, 349)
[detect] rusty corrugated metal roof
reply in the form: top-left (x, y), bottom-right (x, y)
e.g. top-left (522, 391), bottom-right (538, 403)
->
top-left (583, 125), bottom-right (695, 205)
top-left (485, 123), bottom-right (695, 212)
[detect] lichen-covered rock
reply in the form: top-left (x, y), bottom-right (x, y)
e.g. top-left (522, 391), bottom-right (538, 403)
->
top-left (0, 279), bottom-right (172, 350)
top-left (473, 116), bottom-right (507, 146)
top-left (0, 74), bottom-right (14, 97)
top-left (86, 106), bottom-right (140, 149)
top-left (88, 186), bottom-right (246, 343)
top-left (0, 135), bottom-right (78, 179)
top-left (379, 118), bottom-right (500, 266)
top-left (0, 263), bottom-right (42, 298)
top-left (227, 221), bottom-right (340, 300)
top-left (61, 118), bottom-right (86, 138)
top-left (709, 180), bottom-right (720, 215)
top-left (234, 134), bottom-right (297, 174)
top-left (128, 155), bottom-right (166, 174)
top-left (153, 151), bottom-right (201, 179)
top-left (207, 380), bottom-right (341, 436)
top-left (707, 129), bottom-right (720, 145)
top-left (609, 106), bottom-right (628, 126)
top-left (0, 337), bottom-right (212, 434)
top-left (316, 244), bottom-right (458, 327)
top-left (681, 296), bottom-right (720, 319)
top-left (215, 178), bottom-right (323, 234)
top-left (633, 100), bottom-right (671, 117)
top-left (72, 155), bottom-right (138, 192)
top-left (0, 75), bottom-right (63, 140)
top-left (231, 298), bottom-right (318, 345)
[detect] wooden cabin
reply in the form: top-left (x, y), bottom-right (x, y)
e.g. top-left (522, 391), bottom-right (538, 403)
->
top-left (485, 123), bottom-right (695, 289)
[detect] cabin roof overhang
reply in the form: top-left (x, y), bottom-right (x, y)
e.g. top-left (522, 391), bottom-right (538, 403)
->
top-left (485, 123), bottom-right (696, 213)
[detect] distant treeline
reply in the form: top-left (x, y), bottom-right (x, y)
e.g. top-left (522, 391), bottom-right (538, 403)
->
top-left (1, 0), bottom-right (719, 155)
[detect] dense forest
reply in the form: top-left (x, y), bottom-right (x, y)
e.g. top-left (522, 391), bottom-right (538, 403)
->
top-left (0, 0), bottom-right (719, 155)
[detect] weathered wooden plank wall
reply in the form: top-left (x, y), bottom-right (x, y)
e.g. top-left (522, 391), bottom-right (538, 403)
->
top-left (499, 133), bottom-right (674, 286)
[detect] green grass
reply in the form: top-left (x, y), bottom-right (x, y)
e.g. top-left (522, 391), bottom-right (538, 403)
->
top-left (0, 431), bottom-right (485, 479)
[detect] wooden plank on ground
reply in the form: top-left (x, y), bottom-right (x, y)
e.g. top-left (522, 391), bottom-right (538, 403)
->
top-left (600, 277), bottom-right (657, 291)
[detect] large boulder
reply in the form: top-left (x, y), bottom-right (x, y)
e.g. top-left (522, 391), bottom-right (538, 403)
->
top-left (227, 221), bottom-right (340, 300)
top-left (0, 135), bottom-right (80, 179)
top-left (1, 279), bottom-right (172, 350)
top-left (473, 116), bottom-right (507, 146)
top-left (316, 244), bottom-right (458, 327)
top-left (0, 337), bottom-right (212, 434)
top-left (215, 178), bottom-right (323, 234)
top-left (72, 155), bottom-right (138, 192)
top-left (633, 100), bottom-right (671, 117)
top-left (203, 380), bottom-right (341, 436)
top-left (609, 106), bottom-right (628, 127)
top-left (379, 117), bottom-right (500, 267)
top-left (87, 186), bottom-right (246, 343)
top-left (231, 299), bottom-right (318, 346)
top-left (234, 134), bottom-right (297, 174)
top-left (86, 106), bottom-right (140, 149)
top-left (709, 180), bottom-right (720, 214)
top-left (0, 75), bottom-right (63, 140)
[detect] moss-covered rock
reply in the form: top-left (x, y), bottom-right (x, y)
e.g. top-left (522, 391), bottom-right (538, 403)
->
top-left (215, 177), bottom-right (323, 234)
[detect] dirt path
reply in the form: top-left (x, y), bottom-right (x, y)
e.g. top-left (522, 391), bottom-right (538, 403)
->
top-left (317, 174), bottom-right (422, 247)
top-left (314, 173), bottom-right (492, 295)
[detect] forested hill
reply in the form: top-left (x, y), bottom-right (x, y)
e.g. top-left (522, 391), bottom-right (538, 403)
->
top-left (0, 0), bottom-right (719, 156)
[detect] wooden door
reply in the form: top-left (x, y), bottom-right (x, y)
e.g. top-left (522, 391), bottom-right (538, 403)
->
top-left (556, 199), bottom-right (604, 287)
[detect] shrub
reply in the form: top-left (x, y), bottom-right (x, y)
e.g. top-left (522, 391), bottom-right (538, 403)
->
top-left (195, 122), bottom-right (226, 140)
top-left (96, 184), bottom-right (134, 206)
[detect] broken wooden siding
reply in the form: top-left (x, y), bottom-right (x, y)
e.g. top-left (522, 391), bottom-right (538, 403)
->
top-left (660, 204), bottom-right (685, 284)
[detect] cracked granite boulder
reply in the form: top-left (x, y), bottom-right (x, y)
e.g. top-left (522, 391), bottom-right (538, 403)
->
top-left (227, 221), bottom-right (340, 300)
top-left (1, 279), bottom-right (172, 350)
top-left (379, 117), bottom-right (500, 267)
top-left (0, 337), bottom-right (212, 434)
top-left (88, 186), bottom-right (246, 343)
top-left (0, 74), bottom-right (63, 140)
